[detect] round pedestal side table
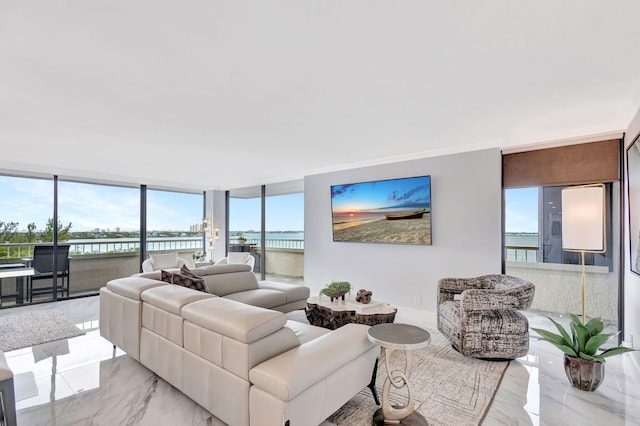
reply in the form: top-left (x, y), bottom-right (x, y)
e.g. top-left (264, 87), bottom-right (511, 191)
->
top-left (367, 323), bottom-right (431, 425)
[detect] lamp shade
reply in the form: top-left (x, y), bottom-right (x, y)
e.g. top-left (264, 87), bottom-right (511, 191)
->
top-left (561, 185), bottom-right (605, 252)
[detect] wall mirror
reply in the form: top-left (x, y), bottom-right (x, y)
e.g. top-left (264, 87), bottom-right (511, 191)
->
top-left (626, 132), bottom-right (640, 275)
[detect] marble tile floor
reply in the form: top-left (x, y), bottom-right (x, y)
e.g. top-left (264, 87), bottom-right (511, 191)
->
top-left (0, 297), bottom-right (638, 425)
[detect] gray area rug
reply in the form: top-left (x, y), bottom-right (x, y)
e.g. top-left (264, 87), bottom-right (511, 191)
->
top-left (327, 330), bottom-right (509, 426)
top-left (285, 311), bottom-right (508, 426)
top-left (0, 309), bottom-right (85, 352)
top-left (325, 330), bottom-right (508, 426)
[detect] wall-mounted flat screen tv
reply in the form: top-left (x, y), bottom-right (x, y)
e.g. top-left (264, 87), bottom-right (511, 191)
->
top-left (330, 175), bottom-right (432, 245)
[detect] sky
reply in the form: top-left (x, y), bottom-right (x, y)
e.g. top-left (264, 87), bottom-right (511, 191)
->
top-left (0, 175), bottom-right (303, 233)
top-left (229, 193), bottom-right (304, 231)
top-left (2, 174), bottom-right (532, 233)
top-left (505, 187), bottom-right (538, 232)
top-left (330, 176), bottom-right (431, 215)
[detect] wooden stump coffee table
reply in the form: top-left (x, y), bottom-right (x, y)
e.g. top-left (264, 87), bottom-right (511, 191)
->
top-left (305, 296), bottom-right (397, 330)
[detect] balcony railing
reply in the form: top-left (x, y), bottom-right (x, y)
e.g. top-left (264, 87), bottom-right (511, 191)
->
top-left (1, 237), bottom-right (305, 259)
top-left (229, 238), bottom-right (304, 250)
top-left (505, 245), bottom-right (539, 262)
top-left (1, 238), bottom-right (199, 258)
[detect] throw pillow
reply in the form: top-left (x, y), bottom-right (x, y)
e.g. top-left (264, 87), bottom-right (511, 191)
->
top-left (160, 269), bottom-right (174, 284)
top-left (150, 253), bottom-right (178, 269)
top-left (180, 265), bottom-right (201, 279)
top-left (180, 265), bottom-right (213, 293)
top-left (228, 252), bottom-right (249, 264)
top-left (161, 268), bottom-right (209, 293)
top-left (171, 273), bottom-right (209, 293)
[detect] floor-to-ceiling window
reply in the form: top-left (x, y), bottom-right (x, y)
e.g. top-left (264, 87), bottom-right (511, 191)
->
top-left (0, 175), bottom-right (53, 307)
top-left (265, 189), bottom-right (304, 278)
top-left (227, 180), bottom-right (304, 280)
top-left (228, 186), bottom-right (263, 275)
top-left (1, 173), bottom-right (206, 308)
top-left (58, 180), bottom-right (140, 297)
top-left (146, 189), bottom-right (204, 266)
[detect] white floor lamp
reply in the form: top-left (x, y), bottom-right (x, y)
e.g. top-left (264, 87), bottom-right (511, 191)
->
top-left (561, 184), bottom-right (606, 325)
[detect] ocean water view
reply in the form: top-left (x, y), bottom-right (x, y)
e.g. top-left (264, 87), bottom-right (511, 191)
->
top-left (240, 232), bottom-right (304, 240)
top-left (505, 232), bottom-right (538, 247)
top-left (4, 231), bottom-right (533, 257)
top-left (1, 233), bottom-right (305, 258)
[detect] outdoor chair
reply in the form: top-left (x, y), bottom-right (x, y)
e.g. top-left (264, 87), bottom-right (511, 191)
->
top-left (214, 253), bottom-right (255, 270)
top-left (437, 274), bottom-right (535, 359)
top-left (141, 253), bottom-right (187, 273)
top-left (28, 245), bottom-right (71, 302)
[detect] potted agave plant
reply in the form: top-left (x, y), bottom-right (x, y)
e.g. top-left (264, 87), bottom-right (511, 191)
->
top-left (532, 314), bottom-right (636, 391)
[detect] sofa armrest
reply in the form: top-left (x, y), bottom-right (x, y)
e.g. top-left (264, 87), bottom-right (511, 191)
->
top-left (0, 351), bottom-right (15, 426)
top-left (141, 258), bottom-right (153, 273)
top-left (438, 276), bottom-right (498, 305)
top-left (0, 351), bottom-right (13, 382)
top-left (437, 278), bottom-right (469, 305)
top-left (249, 323), bottom-right (376, 401)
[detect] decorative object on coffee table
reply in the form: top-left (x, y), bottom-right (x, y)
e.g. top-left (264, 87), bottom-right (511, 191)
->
top-left (320, 281), bottom-right (351, 302)
top-left (532, 314), bottom-right (636, 391)
top-left (367, 323), bottom-right (431, 425)
top-left (306, 296), bottom-right (396, 330)
top-left (355, 289), bottom-right (373, 304)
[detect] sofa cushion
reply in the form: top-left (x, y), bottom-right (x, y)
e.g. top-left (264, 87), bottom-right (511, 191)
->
top-left (224, 289), bottom-right (287, 309)
top-left (182, 297), bottom-right (286, 344)
top-left (285, 320), bottom-right (330, 345)
top-left (150, 253), bottom-right (178, 269)
top-left (183, 321), bottom-right (300, 381)
top-left (142, 284), bottom-right (215, 316)
top-left (258, 281), bottom-right (310, 303)
top-left (249, 323), bottom-right (375, 401)
top-left (199, 264), bottom-right (259, 296)
top-left (106, 277), bottom-right (167, 300)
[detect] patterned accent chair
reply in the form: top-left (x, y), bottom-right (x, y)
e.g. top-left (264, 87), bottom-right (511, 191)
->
top-left (437, 275), bottom-right (535, 360)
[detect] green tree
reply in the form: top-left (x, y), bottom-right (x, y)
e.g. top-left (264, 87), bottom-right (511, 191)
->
top-left (26, 222), bottom-right (37, 242)
top-left (0, 221), bottom-right (18, 243)
top-left (41, 218), bottom-right (73, 242)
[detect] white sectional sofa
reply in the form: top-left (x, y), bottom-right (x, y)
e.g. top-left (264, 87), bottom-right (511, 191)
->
top-left (100, 266), bottom-right (379, 425)
top-left (135, 263), bottom-right (309, 313)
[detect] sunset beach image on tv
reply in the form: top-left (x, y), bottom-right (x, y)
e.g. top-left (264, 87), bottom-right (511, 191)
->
top-left (331, 175), bottom-right (431, 245)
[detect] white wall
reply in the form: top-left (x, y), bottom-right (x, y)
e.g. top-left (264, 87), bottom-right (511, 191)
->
top-left (625, 107), bottom-right (640, 347)
top-left (304, 148), bottom-right (502, 313)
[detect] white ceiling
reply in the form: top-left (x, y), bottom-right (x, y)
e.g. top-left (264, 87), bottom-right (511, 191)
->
top-left (1, 1), bottom-right (640, 191)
